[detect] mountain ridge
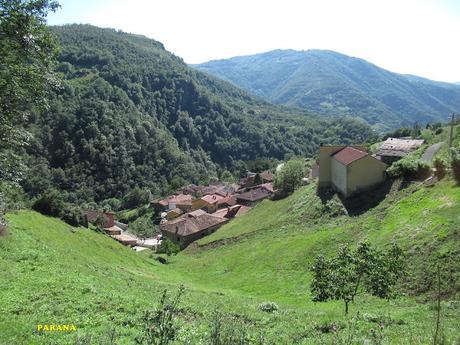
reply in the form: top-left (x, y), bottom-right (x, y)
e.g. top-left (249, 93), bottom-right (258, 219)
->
top-left (194, 49), bottom-right (460, 131)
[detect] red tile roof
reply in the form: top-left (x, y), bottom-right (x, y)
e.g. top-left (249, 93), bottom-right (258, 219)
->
top-left (157, 194), bottom-right (192, 207)
top-left (332, 146), bottom-right (368, 166)
top-left (236, 188), bottom-right (271, 202)
top-left (160, 211), bottom-right (228, 237)
top-left (201, 194), bottom-right (225, 204)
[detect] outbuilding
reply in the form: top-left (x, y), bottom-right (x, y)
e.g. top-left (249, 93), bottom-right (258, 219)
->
top-left (319, 146), bottom-right (387, 198)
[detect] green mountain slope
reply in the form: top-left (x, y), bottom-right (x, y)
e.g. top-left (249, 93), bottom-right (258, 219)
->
top-left (22, 26), bottom-right (376, 204)
top-left (2, 177), bottom-right (459, 343)
top-left (195, 49), bottom-right (460, 131)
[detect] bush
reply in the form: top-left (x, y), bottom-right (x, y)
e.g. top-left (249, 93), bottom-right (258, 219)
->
top-left (61, 204), bottom-right (86, 227)
top-left (32, 189), bottom-right (66, 217)
top-left (433, 157), bottom-right (447, 179)
top-left (258, 301), bottom-right (278, 313)
top-left (136, 286), bottom-right (185, 345)
top-left (387, 157), bottom-right (431, 179)
top-left (450, 147), bottom-right (460, 166)
top-left (209, 309), bottom-right (251, 345)
top-left (450, 147), bottom-right (460, 181)
top-left (157, 238), bottom-right (180, 256)
top-left (32, 189), bottom-right (85, 227)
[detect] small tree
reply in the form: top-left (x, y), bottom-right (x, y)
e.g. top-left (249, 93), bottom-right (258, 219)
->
top-left (311, 254), bottom-right (333, 302)
top-left (330, 245), bottom-right (359, 315)
top-left (311, 242), bottom-right (404, 315)
top-left (274, 159), bottom-right (306, 195)
top-left (365, 244), bottom-right (404, 300)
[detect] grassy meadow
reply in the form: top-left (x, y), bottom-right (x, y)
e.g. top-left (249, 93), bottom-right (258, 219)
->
top-left (1, 175), bottom-right (459, 344)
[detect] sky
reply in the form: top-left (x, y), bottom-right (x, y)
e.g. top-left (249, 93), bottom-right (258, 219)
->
top-left (48, 0), bottom-right (460, 83)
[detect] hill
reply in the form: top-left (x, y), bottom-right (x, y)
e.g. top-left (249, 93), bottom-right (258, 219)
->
top-left (194, 49), bottom-right (460, 131)
top-left (20, 26), bottom-right (376, 205)
top-left (2, 174), bottom-right (459, 343)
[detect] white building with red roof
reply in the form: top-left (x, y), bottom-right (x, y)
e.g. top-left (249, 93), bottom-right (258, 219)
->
top-left (318, 145), bottom-right (387, 197)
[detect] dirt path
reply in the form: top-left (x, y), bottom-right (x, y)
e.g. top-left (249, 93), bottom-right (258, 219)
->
top-left (421, 142), bottom-right (444, 162)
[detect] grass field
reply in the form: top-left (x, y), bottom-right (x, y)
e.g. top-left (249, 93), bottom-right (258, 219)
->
top-left (1, 176), bottom-right (459, 344)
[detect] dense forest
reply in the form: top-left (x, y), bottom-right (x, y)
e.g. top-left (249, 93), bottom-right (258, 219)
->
top-left (195, 49), bottom-right (460, 131)
top-left (21, 25), bottom-right (376, 206)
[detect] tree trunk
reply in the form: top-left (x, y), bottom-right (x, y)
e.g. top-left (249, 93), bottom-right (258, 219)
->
top-left (345, 300), bottom-right (349, 315)
top-left (352, 274), bottom-right (362, 302)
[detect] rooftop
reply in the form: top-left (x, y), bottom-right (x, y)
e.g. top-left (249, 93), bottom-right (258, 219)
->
top-left (332, 146), bottom-right (368, 166)
top-left (236, 188), bottom-right (271, 202)
top-left (201, 194), bottom-right (225, 204)
top-left (377, 137), bottom-right (424, 157)
top-left (157, 193), bottom-right (192, 207)
top-left (160, 211), bottom-right (228, 237)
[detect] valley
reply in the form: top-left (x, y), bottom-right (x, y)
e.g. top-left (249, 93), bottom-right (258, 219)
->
top-left (1, 2), bottom-right (459, 344)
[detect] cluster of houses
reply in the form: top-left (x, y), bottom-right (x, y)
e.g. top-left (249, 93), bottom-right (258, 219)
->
top-left (82, 137), bottom-right (425, 251)
top-left (153, 171), bottom-right (275, 248)
top-left (317, 137), bottom-right (424, 198)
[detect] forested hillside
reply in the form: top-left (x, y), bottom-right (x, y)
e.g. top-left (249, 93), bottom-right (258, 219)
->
top-left (22, 25), bottom-right (376, 204)
top-left (195, 49), bottom-right (460, 131)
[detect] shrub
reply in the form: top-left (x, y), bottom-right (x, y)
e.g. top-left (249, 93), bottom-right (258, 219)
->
top-left (450, 147), bottom-right (460, 182)
top-left (433, 157), bottom-right (447, 179)
top-left (157, 238), bottom-right (180, 256)
top-left (32, 189), bottom-right (85, 227)
top-left (60, 205), bottom-right (84, 227)
top-left (258, 301), bottom-right (278, 313)
top-left (314, 320), bottom-right (344, 334)
top-left (136, 286), bottom-right (185, 345)
top-left (450, 147), bottom-right (460, 166)
top-left (32, 189), bottom-right (66, 217)
top-left (209, 309), bottom-right (251, 345)
top-left (387, 157), bottom-right (430, 179)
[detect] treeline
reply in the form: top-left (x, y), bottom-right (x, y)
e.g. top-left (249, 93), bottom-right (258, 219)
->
top-left (20, 24), bottom-right (377, 207)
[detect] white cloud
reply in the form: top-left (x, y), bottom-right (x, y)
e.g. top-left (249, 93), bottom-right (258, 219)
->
top-left (49, 0), bottom-right (460, 82)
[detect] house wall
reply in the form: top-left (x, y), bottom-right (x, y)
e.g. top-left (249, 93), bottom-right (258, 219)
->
top-left (318, 145), bottom-right (367, 189)
top-left (318, 146), bottom-right (344, 188)
top-left (331, 158), bottom-right (348, 195)
top-left (346, 156), bottom-right (387, 196)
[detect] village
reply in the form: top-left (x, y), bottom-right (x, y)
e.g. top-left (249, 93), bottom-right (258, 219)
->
top-left (83, 136), bottom-right (431, 251)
